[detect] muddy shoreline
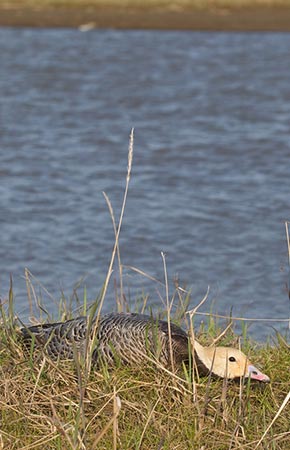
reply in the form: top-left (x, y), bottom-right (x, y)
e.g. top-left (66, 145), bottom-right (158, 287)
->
top-left (1, 6), bottom-right (290, 31)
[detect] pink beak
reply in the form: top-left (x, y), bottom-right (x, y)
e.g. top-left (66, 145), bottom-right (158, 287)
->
top-left (248, 365), bottom-right (270, 383)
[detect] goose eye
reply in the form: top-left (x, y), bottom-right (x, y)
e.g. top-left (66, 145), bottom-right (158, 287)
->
top-left (229, 356), bottom-right (236, 362)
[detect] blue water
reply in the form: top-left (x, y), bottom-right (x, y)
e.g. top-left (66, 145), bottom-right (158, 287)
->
top-left (1, 28), bottom-right (290, 340)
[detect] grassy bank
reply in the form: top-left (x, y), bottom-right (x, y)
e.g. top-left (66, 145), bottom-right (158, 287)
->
top-left (4, 0), bottom-right (290, 8)
top-left (0, 274), bottom-right (289, 449)
top-left (3, 0), bottom-right (290, 30)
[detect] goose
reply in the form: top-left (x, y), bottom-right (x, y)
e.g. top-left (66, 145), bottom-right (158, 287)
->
top-left (21, 312), bottom-right (270, 382)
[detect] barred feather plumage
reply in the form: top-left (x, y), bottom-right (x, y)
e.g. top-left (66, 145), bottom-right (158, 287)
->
top-left (21, 312), bottom-right (189, 367)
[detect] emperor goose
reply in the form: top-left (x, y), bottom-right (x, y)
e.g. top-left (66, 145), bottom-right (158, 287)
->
top-left (21, 312), bottom-right (270, 382)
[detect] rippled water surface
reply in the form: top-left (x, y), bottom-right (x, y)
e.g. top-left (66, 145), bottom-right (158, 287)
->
top-left (1, 28), bottom-right (290, 340)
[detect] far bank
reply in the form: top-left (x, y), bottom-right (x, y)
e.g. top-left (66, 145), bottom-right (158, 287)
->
top-left (1, 5), bottom-right (290, 31)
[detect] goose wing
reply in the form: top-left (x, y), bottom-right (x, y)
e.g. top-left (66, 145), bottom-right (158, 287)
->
top-left (96, 313), bottom-right (189, 366)
top-left (21, 313), bottom-right (190, 367)
top-left (21, 316), bottom-right (88, 360)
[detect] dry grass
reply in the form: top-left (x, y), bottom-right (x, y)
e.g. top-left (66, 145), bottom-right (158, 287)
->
top-left (4, 0), bottom-right (290, 10)
top-left (0, 294), bottom-right (289, 450)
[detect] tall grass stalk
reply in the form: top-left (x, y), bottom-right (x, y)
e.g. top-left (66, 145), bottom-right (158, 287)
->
top-left (161, 251), bottom-right (175, 373)
top-left (86, 128), bottom-right (134, 376)
top-left (285, 220), bottom-right (290, 332)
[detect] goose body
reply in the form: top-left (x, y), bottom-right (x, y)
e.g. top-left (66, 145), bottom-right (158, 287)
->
top-left (21, 312), bottom-right (270, 382)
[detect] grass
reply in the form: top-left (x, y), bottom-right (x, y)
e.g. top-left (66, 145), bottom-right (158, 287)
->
top-left (4, 0), bottom-right (290, 9)
top-left (0, 131), bottom-right (289, 449)
top-left (0, 287), bottom-right (289, 449)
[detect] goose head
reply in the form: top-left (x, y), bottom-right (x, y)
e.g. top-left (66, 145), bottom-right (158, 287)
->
top-left (193, 341), bottom-right (270, 382)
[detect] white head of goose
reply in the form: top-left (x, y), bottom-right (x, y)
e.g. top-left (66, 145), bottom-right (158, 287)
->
top-left (21, 312), bottom-right (270, 382)
top-left (192, 340), bottom-right (269, 382)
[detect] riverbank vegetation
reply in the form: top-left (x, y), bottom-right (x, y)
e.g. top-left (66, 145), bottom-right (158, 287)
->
top-left (3, 0), bottom-right (290, 31)
top-left (5, 0), bottom-right (290, 7)
top-left (4, 0), bottom-right (290, 9)
top-left (0, 285), bottom-right (289, 449)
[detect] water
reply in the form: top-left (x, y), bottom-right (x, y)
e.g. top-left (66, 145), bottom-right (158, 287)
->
top-left (1, 28), bottom-right (290, 340)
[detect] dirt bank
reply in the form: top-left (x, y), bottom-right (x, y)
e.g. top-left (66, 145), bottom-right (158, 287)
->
top-left (1, 5), bottom-right (290, 31)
